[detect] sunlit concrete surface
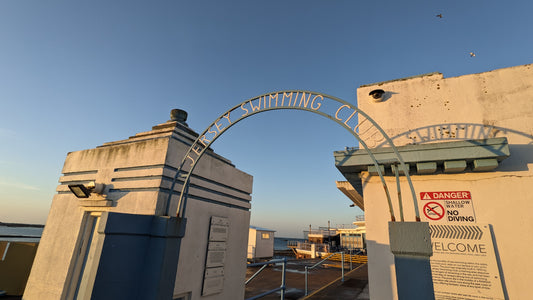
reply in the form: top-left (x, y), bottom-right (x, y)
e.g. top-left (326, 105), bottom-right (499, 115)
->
top-left (336, 63), bottom-right (533, 299)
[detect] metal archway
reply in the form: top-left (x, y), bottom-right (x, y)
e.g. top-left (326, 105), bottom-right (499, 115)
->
top-left (167, 90), bottom-right (420, 223)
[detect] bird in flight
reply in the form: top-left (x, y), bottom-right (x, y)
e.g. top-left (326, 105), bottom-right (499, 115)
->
top-left (469, 52), bottom-right (476, 57)
top-left (436, 14), bottom-right (443, 18)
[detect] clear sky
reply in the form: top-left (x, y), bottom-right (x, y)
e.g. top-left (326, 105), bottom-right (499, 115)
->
top-left (1, 0), bottom-right (532, 237)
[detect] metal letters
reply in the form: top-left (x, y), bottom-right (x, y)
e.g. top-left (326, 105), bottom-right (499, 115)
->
top-left (167, 90), bottom-right (419, 222)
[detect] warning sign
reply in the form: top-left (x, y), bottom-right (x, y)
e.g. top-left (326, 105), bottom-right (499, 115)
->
top-left (423, 202), bottom-right (445, 221)
top-left (421, 191), bottom-right (471, 200)
top-left (419, 191), bottom-right (476, 223)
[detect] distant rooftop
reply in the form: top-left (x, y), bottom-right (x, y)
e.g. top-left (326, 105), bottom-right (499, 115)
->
top-left (359, 72), bottom-right (443, 88)
top-left (249, 225), bottom-right (276, 232)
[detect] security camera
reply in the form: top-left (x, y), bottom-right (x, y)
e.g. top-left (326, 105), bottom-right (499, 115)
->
top-left (369, 89), bottom-right (385, 102)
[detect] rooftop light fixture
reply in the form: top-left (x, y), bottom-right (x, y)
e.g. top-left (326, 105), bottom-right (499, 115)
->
top-left (68, 182), bottom-right (105, 198)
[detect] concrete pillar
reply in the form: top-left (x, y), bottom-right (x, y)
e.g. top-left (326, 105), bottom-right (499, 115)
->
top-left (24, 110), bottom-right (253, 300)
top-left (311, 243), bottom-right (316, 259)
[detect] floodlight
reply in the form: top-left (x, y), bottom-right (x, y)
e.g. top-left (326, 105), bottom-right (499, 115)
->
top-left (68, 182), bottom-right (105, 198)
top-left (68, 184), bottom-right (92, 198)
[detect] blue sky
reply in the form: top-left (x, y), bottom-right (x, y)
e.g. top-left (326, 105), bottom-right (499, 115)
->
top-left (1, 0), bottom-right (532, 237)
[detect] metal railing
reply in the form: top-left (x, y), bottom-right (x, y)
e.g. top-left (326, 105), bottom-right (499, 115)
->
top-left (304, 252), bottom-right (345, 296)
top-left (295, 242), bottom-right (330, 253)
top-left (338, 249), bottom-right (366, 271)
top-left (287, 240), bottom-right (299, 247)
top-left (308, 229), bottom-right (337, 236)
top-left (245, 258), bottom-right (287, 300)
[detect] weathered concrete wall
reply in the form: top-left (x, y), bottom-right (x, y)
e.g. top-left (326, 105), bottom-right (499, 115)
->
top-left (24, 116), bottom-right (253, 300)
top-left (356, 64), bottom-right (533, 299)
top-left (173, 197), bottom-right (251, 299)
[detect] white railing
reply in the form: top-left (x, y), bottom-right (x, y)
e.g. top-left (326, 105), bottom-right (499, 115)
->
top-left (246, 258), bottom-right (287, 300)
top-left (295, 242), bottom-right (330, 253)
top-left (308, 229), bottom-right (337, 236)
top-left (305, 252), bottom-right (345, 296)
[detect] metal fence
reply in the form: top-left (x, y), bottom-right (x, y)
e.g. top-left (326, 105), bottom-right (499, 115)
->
top-left (304, 252), bottom-right (345, 296)
top-left (245, 258), bottom-right (287, 300)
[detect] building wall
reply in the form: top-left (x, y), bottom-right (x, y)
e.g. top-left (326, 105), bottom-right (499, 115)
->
top-left (247, 228), bottom-right (274, 260)
top-left (24, 119), bottom-right (253, 300)
top-left (247, 228), bottom-right (257, 259)
top-left (253, 230), bottom-right (274, 259)
top-left (174, 199), bottom-right (251, 299)
top-left (355, 64), bottom-right (533, 299)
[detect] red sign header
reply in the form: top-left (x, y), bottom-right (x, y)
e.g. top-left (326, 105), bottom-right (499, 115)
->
top-left (420, 191), bottom-right (471, 200)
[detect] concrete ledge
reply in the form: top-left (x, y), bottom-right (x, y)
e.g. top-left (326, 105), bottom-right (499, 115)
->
top-left (97, 212), bottom-right (185, 238)
top-left (367, 165), bottom-right (384, 175)
top-left (443, 160), bottom-right (466, 173)
top-left (150, 216), bottom-right (186, 238)
top-left (473, 158), bottom-right (499, 171)
top-left (335, 137), bottom-right (510, 174)
top-left (416, 162), bottom-right (437, 174)
top-left (391, 163), bottom-right (410, 175)
top-left (78, 199), bottom-right (113, 207)
top-left (98, 212), bottom-right (154, 235)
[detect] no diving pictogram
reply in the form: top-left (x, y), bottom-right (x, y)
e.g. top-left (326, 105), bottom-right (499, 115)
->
top-left (423, 201), bottom-right (445, 220)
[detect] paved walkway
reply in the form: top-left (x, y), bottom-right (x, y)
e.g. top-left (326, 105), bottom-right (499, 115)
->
top-left (245, 259), bottom-right (368, 300)
top-left (303, 264), bottom-right (369, 300)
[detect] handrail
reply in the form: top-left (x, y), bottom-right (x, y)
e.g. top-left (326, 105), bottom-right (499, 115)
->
top-left (246, 258), bottom-right (287, 300)
top-left (305, 252), bottom-right (345, 296)
top-left (309, 252), bottom-right (337, 269)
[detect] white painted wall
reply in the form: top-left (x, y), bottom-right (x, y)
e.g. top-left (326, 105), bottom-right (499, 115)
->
top-left (247, 228), bottom-right (257, 259)
top-left (24, 120), bottom-right (253, 300)
top-left (247, 227), bottom-right (275, 259)
top-left (356, 64), bottom-right (533, 299)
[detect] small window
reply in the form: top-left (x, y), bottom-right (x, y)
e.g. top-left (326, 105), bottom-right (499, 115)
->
top-left (261, 233), bottom-right (270, 239)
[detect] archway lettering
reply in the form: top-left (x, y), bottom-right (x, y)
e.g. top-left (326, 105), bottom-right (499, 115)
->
top-left (167, 90), bottom-right (419, 223)
top-left (184, 92), bottom-right (367, 166)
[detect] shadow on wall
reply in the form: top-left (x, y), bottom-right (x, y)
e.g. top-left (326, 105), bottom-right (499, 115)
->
top-left (369, 91), bottom-right (398, 103)
top-left (366, 122), bottom-right (533, 172)
top-left (365, 240), bottom-right (396, 300)
top-left (337, 122), bottom-right (533, 166)
top-left (383, 123), bottom-right (533, 146)
top-left (498, 144), bottom-right (533, 171)
top-left (107, 187), bottom-right (177, 216)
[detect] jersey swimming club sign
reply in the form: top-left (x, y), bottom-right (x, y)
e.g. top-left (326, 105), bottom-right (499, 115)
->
top-left (167, 90), bottom-right (418, 222)
top-left (185, 91), bottom-right (362, 166)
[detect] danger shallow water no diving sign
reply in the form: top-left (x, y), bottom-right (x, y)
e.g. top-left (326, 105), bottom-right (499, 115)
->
top-left (419, 191), bottom-right (476, 223)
